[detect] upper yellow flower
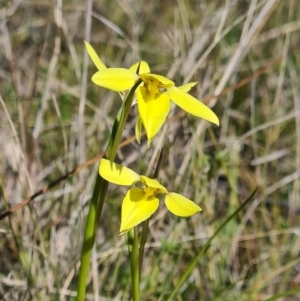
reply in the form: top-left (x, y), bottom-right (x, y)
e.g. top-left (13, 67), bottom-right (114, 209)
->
top-left (99, 158), bottom-right (201, 234)
top-left (85, 42), bottom-right (219, 143)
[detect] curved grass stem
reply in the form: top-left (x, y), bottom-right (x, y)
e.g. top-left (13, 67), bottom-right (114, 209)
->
top-left (166, 187), bottom-right (258, 301)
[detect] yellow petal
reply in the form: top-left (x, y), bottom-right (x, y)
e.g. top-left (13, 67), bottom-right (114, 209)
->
top-left (140, 73), bottom-right (175, 88)
top-left (99, 159), bottom-right (140, 186)
top-left (165, 192), bottom-right (201, 217)
top-left (137, 87), bottom-right (170, 140)
top-left (92, 68), bottom-right (139, 92)
top-left (178, 82), bottom-right (197, 93)
top-left (84, 41), bottom-right (107, 70)
top-left (135, 117), bottom-right (143, 144)
top-left (120, 187), bottom-right (159, 234)
top-left (140, 176), bottom-right (168, 194)
top-left (168, 86), bottom-right (219, 126)
top-left (129, 61), bottom-right (151, 74)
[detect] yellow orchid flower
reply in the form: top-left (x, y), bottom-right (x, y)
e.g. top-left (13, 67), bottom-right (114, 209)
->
top-left (85, 41), bottom-right (149, 97)
top-left (92, 67), bottom-right (219, 142)
top-left (85, 42), bottom-right (219, 142)
top-left (99, 158), bottom-right (201, 234)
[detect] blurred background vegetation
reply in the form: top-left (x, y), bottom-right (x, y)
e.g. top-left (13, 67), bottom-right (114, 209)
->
top-left (0, 0), bottom-right (300, 300)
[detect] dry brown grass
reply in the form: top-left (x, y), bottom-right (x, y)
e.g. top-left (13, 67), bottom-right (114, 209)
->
top-left (0, 0), bottom-right (300, 300)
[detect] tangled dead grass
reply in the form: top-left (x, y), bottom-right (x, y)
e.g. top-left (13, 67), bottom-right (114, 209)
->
top-left (0, 0), bottom-right (300, 300)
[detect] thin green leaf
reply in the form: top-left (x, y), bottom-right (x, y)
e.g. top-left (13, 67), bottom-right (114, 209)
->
top-left (166, 187), bottom-right (259, 301)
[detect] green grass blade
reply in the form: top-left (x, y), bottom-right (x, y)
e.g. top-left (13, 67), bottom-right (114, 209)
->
top-left (166, 187), bottom-right (259, 301)
top-left (262, 286), bottom-right (300, 301)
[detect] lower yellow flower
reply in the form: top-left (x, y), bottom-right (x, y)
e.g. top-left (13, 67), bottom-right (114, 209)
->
top-left (99, 158), bottom-right (201, 234)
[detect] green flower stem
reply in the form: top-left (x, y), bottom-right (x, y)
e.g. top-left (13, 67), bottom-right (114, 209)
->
top-left (128, 227), bottom-right (140, 301)
top-left (139, 219), bottom-right (149, 275)
top-left (166, 187), bottom-right (258, 301)
top-left (77, 79), bottom-right (142, 301)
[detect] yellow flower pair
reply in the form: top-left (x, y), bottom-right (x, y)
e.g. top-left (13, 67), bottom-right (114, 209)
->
top-left (85, 42), bottom-right (219, 234)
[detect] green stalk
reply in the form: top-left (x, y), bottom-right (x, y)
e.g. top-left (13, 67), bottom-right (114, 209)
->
top-left (77, 79), bottom-right (142, 301)
top-left (166, 187), bottom-right (258, 301)
top-left (139, 219), bottom-right (150, 275)
top-left (128, 228), bottom-right (140, 301)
